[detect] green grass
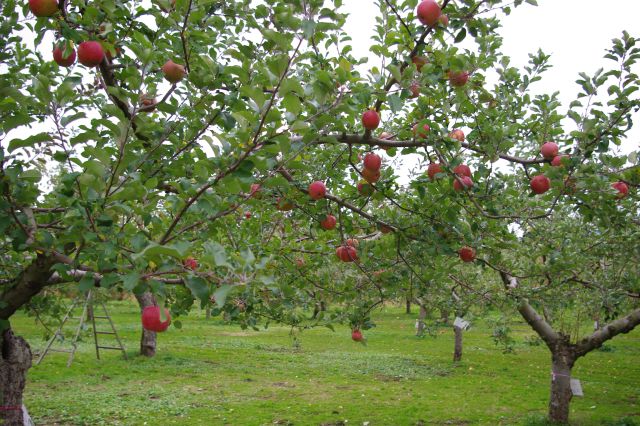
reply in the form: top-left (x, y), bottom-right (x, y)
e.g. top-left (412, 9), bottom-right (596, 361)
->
top-left (11, 301), bottom-right (640, 425)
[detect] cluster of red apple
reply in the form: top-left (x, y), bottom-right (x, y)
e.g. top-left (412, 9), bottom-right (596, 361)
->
top-left (336, 239), bottom-right (359, 263)
top-left (32, 0), bottom-right (188, 106)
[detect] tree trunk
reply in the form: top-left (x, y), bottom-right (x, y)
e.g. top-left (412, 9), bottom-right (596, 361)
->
top-left (416, 304), bottom-right (427, 336)
top-left (0, 329), bottom-right (31, 425)
top-left (440, 309), bottom-right (449, 325)
top-left (405, 298), bottom-right (411, 314)
top-left (135, 292), bottom-right (157, 357)
top-left (453, 325), bottom-right (463, 362)
top-left (548, 349), bottom-right (575, 423)
top-left (205, 308), bottom-right (211, 319)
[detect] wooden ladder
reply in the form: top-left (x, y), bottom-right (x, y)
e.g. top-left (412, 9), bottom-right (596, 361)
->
top-left (36, 290), bottom-right (127, 367)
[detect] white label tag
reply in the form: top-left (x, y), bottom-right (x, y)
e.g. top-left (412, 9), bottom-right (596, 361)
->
top-left (453, 317), bottom-right (470, 330)
top-left (570, 379), bottom-right (583, 397)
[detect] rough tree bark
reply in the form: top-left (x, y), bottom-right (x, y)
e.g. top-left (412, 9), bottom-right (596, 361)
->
top-left (453, 325), bottom-right (463, 362)
top-left (0, 329), bottom-right (31, 425)
top-left (135, 292), bottom-right (157, 357)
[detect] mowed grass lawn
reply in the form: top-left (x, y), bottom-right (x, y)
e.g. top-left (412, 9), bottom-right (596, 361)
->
top-left (11, 299), bottom-right (640, 426)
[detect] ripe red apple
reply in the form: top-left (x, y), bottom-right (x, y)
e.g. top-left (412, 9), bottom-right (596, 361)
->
top-left (427, 163), bottom-right (442, 180)
top-left (438, 14), bottom-right (449, 26)
top-left (530, 175), bottom-right (551, 194)
top-left (346, 238), bottom-right (359, 248)
top-left (52, 44), bottom-right (76, 67)
top-left (448, 70), bottom-right (469, 87)
top-left (336, 245), bottom-right (358, 262)
top-left (416, 0), bottom-right (441, 26)
top-left (77, 41), bottom-right (104, 67)
top-left (29, 0), bottom-right (58, 17)
top-left (183, 257), bottom-right (198, 270)
top-left (449, 129), bottom-right (465, 142)
top-left (458, 246), bottom-right (476, 262)
top-left (413, 123), bottom-right (430, 138)
top-left (453, 164), bottom-right (472, 177)
top-left (453, 176), bottom-right (474, 191)
top-left (412, 56), bottom-right (428, 72)
top-left (141, 306), bottom-right (171, 332)
top-left (162, 59), bottom-right (186, 84)
top-left (308, 180), bottom-right (326, 200)
top-left (409, 81), bottom-right (420, 98)
top-left (295, 258), bottom-right (305, 267)
top-left (362, 110), bottom-right (380, 131)
top-left (276, 197), bottom-right (294, 211)
top-left (363, 153), bottom-right (382, 172)
top-left (320, 214), bottom-right (337, 230)
top-left (361, 168), bottom-right (380, 184)
top-left (244, 212), bottom-right (251, 219)
top-left (612, 181), bottom-right (629, 198)
top-left (540, 142), bottom-right (559, 159)
top-left (351, 329), bottom-right (364, 342)
top-left (357, 181), bottom-right (374, 196)
top-left (551, 155), bottom-right (568, 167)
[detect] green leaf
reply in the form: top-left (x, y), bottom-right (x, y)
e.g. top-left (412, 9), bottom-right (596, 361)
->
top-left (213, 284), bottom-right (234, 308)
top-left (133, 243), bottom-right (189, 262)
top-left (78, 274), bottom-right (95, 292)
top-left (185, 276), bottom-right (210, 302)
top-left (122, 272), bottom-right (140, 291)
top-left (8, 132), bottom-right (51, 152)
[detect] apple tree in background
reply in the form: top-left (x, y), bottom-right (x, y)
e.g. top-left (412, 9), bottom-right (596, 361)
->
top-left (0, 0), bottom-right (639, 424)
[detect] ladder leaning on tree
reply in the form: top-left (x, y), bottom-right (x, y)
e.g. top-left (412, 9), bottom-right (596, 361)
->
top-left (35, 290), bottom-right (127, 367)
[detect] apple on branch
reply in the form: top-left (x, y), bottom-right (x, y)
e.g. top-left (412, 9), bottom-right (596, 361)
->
top-left (77, 41), bottom-right (105, 67)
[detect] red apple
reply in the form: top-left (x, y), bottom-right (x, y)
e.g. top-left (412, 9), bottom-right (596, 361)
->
top-left (361, 168), bottom-right (381, 184)
top-left (141, 306), bottom-right (171, 332)
top-left (379, 224), bottom-right (393, 234)
top-left (448, 70), bottom-right (469, 87)
top-left (427, 163), bottom-right (442, 180)
top-left (244, 211), bottom-right (251, 219)
top-left (449, 129), bottom-right (465, 142)
top-left (250, 183), bottom-right (261, 198)
top-left (551, 155), bottom-right (568, 167)
top-left (320, 214), bottom-right (337, 230)
top-left (413, 123), bottom-right (430, 138)
top-left (295, 258), bottom-right (305, 267)
top-left (379, 132), bottom-right (392, 140)
top-left (183, 257), bottom-right (198, 270)
top-left (52, 44), bottom-right (76, 67)
top-left (412, 56), bottom-right (428, 72)
top-left (77, 41), bottom-right (104, 67)
top-left (351, 329), bottom-right (364, 342)
top-left (29, 0), bottom-right (58, 17)
top-left (540, 142), bottom-right (559, 159)
top-left (363, 153), bottom-right (382, 172)
top-left (458, 246), bottom-right (476, 262)
top-left (409, 81), bottom-right (420, 98)
top-left (612, 181), bottom-right (629, 199)
top-left (416, 0), bottom-right (441, 26)
top-left (453, 176), bottom-right (474, 191)
top-left (438, 14), bottom-right (449, 27)
top-left (346, 238), bottom-right (359, 248)
top-left (139, 94), bottom-right (157, 112)
top-left (530, 175), bottom-right (551, 194)
top-left (336, 245), bottom-right (358, 262)
top-left (357, 181), bottom-right (374, 196)
top-left (362, 110), bottom-right (380, 131)
top-left (308, 180), bottom-right (326, 200)
top-left (162, 59), bottom-right (186, 84)
top-left (453, 164), bottom-right (472, 177)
